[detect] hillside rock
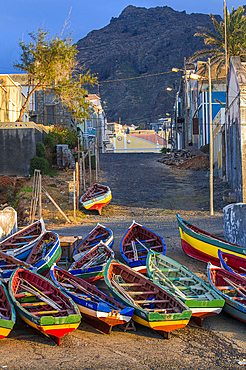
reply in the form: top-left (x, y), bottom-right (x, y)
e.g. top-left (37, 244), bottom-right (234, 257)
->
top-left (76, 5), bottom-right (221, 125)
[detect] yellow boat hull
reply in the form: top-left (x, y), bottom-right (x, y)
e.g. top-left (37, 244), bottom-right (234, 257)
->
top-left (19, 312), bottom-right (80, 344)
top-left (133, 313), bottom-right (190, 332)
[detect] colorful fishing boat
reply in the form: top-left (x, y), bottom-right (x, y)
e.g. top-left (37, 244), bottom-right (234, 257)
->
top-left (25, 231), bottom-right (61, 274)
top-left (0, 219), bottom-right (45, 260)
top-left (218, 250), bottom-right (246, 276)
top-left (120, 221), bottom-right (166, 272)
top-left (73, 223), bottom-right (114, 261)
top-left (104, 259), bottom-right (192, 339)
top-left (0, 281), bottom-right (16, 339)
top-left (9, 267), bottom-right (81, 345)
top-left (70, 241), bottom-right (114, 283)
top-left (0, 251), bottom-right (34, 281)
top-left (207, 263), bottom-right (246, 323)
top-left (146, 251), bottom-right (224, 326)
top-left (176, 213), bottom-right (246, 267)
top-left (80, 183), bottom-right (112, 215)
top-left (50, 265), bottom-right (134, 334)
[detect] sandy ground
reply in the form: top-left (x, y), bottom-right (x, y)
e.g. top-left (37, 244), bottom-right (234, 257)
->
top-left (0, 153), bottom-right (246, 369)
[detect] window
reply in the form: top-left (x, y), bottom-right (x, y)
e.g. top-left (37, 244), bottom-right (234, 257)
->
top-left (192, 117), bottom-right (199, 135)
top-left (45, 105), bottom-right (56, 125)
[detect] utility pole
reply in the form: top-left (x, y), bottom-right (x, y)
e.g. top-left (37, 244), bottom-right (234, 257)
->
top-left (184, 57), bottom-right (189, 148)
top-left (224, 0), bottom-right (229, 182)
top-left (208, 58), bottom-right (214, 216)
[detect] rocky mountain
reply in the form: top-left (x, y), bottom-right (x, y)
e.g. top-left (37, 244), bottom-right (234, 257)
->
top-left (76, 5), bottom-right (221, 125)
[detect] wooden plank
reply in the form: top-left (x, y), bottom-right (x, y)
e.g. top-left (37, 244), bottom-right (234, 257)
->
top-left (32, 310), bottom-right (60, 315)
top-left (135, 299), bottom-right (170, 303)
top-left (21, 302), bottom-right (47, 307)
top-left (127, 291), bottom-right (157, 295)
top-left (119, 283), bottom-right (142, 287)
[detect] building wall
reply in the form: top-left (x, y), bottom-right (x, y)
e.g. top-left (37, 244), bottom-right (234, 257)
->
top-left (0, 75), bottom-right (28, 122)
top-left (32, 90), bottom-right (76, 130)
top-left (0, 122), bottom-right (47, 176)
top-left (110, 132), bottom-right (163, 153)
top-left (226, 57), bottom-right (246, 202)
top-left (0, 85), bottom-right (8, 122)
top-left (212, 108), bottom-right (225, 178)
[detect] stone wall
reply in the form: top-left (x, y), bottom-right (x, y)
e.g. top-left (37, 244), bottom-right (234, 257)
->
top-left (33, 91), bottom-right (76, 130)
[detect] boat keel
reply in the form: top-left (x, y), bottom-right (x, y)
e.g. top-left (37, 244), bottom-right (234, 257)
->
top-left (49, 334), bottom-right (62, 346)
top-left (83, 315), bottom-right (112, 334)
top-left (157, 330), bottom-right (170, 339)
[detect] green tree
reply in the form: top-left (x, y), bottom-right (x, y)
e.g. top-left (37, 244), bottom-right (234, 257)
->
top-left (190, 6), bottom-right (246, 73)
top-left (14, 22), bottom-right (97, 121)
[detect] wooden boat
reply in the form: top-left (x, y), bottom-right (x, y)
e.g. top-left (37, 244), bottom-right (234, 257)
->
top-left (9, 267), bottom-right (81, 345)
top-left (0, 231), bottom-right (61, 280)
top-left (0, 281), bottom-right (16, 339)
top-left (146, 251), bottom-right (224, 326)
top-left (207, 263), bottom-right (246, 323)
top-left (73, 223), bottom-right (114, 261)
top-left (25, 231), bottom-right (61, 274)
top-left (0, 251), bottom-right (34, 281)
top-left (0, 219), bottom-right (45, 260)
top-left (120, 221), bottom-right (166, 271)
top-left (80, 183), bottom-right (112, 215)
top-left (104, 259), bottom-right (192, 339)
top-left (50, 265), bottom-right (134, 334)
top-left (69, 241), bottom-right (114, 283)
top-left (176, 213), bottom-right (246, 267)
top-left (218, 250), bottom-right (246, 276)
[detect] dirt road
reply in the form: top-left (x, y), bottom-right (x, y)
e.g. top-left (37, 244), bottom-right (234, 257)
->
top-left (1, 153), bottom-right (246, 369)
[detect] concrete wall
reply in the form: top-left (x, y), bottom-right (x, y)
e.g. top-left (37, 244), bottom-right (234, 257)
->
top-left (0, 121), bottom-right (47, 176)
top-left (223, 203), bottom-right (246, 248)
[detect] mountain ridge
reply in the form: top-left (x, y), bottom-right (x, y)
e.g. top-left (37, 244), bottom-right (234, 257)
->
top-left (76, 5), bottom-right (221, 125)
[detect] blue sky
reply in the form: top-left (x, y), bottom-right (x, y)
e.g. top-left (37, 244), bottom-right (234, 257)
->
top-left (1, 1), bottom-right (245, 73)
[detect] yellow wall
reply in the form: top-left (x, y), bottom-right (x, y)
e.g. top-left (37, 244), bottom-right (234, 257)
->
top-left (110, 132), bottom-right (162, 153)
top-left (0, 75), bottom-right (28, 122)
top-left (0, 85), bottom-right (8, 122)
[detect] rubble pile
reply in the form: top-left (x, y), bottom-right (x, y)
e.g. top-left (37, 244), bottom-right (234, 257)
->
top-left (158, 148), bottom-right (209, 170)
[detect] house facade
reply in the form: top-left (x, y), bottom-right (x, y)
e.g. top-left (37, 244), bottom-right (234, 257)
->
top-left (226, 56), bottom-right (246, 202)
top-left (109, 131), bottom-right (165, 153)
top-left (212, 108), bottom-right (225, 179)
top-left (0, 74), bottom-right (28, 122)
top-left (173, 61), bottom-right (226, 150)
top-left (77, 94), bottom-right (108, 154)
top-left (189, 62), bottom-right (226, 149)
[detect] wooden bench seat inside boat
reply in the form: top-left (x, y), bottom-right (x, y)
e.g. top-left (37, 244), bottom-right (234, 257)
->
top-left (125, 246), bottom-right (162, 254)
top-left (135, 299), bottom-right (170, 304)
top-left (119, 283), bottom-right (142, 287)
top-left (15, 290), bottom-right (52, 298)
top-left (124, 239), bottom-right (157, 247)
top-left (32, 310), bottom-right (67, 315)
top-left (127, 291), bottom-right (158, 295)
top-left (159, 268), bottom-right (179, 272)
top-left (21, 301), bottom-right (49, 307)
top-left (14, 235), bottom-right (40, 239)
